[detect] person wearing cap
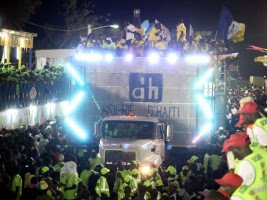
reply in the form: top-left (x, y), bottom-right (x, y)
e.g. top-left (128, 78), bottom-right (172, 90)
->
top-left (155, 179), bottom-right (166, 200)
top-left (118, 175), bottom-right (137, 199)
top-left (103, 37), bottom-right (116, 49)
top-left (165, 166), bottom-right (178, 183)
top-left (147, 167), bottom-right (162, 190)
top-left (54, 154), bottom-right (64, 172)
top-left (131, 168), bottom-right (141, 186)
top-left (143, 180), bottom-right (152, 200)
top-left (214, 172), bottom-right (243, 200)
top-left (222, 132), bottom-right (267, 199)
top-left (36, 180), bottom-right (55, 200)
top-left (179, 166), bottom-right (189, 187)
top-left (89, 149), bottom-right (103, 170)
top-left (80, 161), bottom-right (94, 187)
top-left (60, 161), bottom-right (81, 200)
top-left (95, 167), bottom-right (110, 198)
top-left (236, 101), bottom-right (267, 148)
top-left (114, 161), bottom-right (131, 194)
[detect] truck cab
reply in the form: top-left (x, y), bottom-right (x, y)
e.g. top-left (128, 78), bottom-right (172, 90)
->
top-left (94, 115), bottom-right (173, 169)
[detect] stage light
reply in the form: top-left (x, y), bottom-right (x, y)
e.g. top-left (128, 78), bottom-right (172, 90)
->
top-left (74, 53), bottom-right (102, 62)
top-left (65, 117), bottom-right (87, 139)
top-left (167, 53), bottom-right (178, 64)
top-left (195, 68), bottom-right (214, 89)
top-left (46, 103), bottom-right (55, 114)
top-left (29, 104), bottom-right (37, 114)
top-left (185, 54), bottom-right (210, 64)
top-left (67, 91), bottom-right (85, 115)
top-left (104, 53), bottom-right (113, 62)
top-left (192, 123), bottom-right (212, 144)
top-left (148, 52), bottom-right (160, 64)
top-left (110, 24), bottom-right (119, 29)
top-left (6, 109), bottom-right (17, 116)
top-left (197, 95), bottom-right (213, 119)
top-left (66, 63), bottom-right (84, 85)
top-left (125, 53), bottom-right (134, 62)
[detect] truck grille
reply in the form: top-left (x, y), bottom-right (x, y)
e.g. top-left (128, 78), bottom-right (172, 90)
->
top-left (105, 150), bottom-right (136, 165)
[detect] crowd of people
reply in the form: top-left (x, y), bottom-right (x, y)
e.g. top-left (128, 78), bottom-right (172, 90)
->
top-left (0, 94), bottom-right (266, 200)
top-left (77, 19), bottom-right (231, 57)
top-left (0, 64), bottom-right (66, 83)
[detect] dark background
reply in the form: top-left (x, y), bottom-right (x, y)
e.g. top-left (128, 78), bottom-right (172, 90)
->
top-left (5, 0), bottom-right (267, 78)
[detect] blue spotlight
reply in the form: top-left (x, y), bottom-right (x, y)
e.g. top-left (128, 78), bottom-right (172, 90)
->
top-left (197, 95), bottom-right (213, 119)
top-left (195, 68), bottom-right (214, 89)
top-left (192, 123), bottom-right (212, 144)
top-left (65, 117), bottom-right (87, 139)
top-left (67, 91), bottom-right (85, 115)
top-left (66, 63), bottom-right (84, 85)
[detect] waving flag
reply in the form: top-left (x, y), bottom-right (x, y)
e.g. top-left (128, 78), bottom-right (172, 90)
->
top-left (218, 6), bottom-right (233, 42)
top-left (228, 21), bottom-right (246, 43)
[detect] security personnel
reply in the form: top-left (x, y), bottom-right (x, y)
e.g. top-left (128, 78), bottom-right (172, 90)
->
top-left (89, 149), bottom-right (103, 170)
top-left (54, 154), bottom-right (64, 172)
top-left (148, 168), bottom-right (162, 189)
top-left (118, 175), bottom-right (137, 199)
top-left (80, 161), bottom-right (94, 187)
top-left (165, 166), bottom-right (178, 182)
top-left (95, 167), bottom-right (110, 198)
top-left (179, 166), bottom-right (189, 187)
top-left (143, 180), bottom-right (152, 200)
top-left (236, 102), bottom-right (267, 148)
top-left (155, 179), bottom-right (165, 200)
top-left (222, 132), bottom-right (267, 199)
top-left (190, 155), bottom-right (203, 171)
top-left (131, 169), bottom-right (141, 185)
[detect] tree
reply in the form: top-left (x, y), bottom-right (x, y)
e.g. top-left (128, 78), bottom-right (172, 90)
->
top-left (36, 0), bottom-right (111, 49)
top-left (0, 0), bottom-right (42, 30)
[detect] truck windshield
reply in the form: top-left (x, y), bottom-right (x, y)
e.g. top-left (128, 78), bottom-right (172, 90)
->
top-left (102, 121), bottom-right (155, 139)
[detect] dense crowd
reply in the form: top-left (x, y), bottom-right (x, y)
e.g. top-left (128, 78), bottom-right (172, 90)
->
top-left (226, 85), bottom-right (267, 130)
top-left (77, 19), bottom-right (231, 57)
top-left (0, 96), bottom-right (266, 200)
top-left (0, 64), bottom-right (66, 83)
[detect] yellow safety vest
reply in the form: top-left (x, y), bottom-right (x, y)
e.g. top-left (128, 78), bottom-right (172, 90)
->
top-left (233, 151), bottom-right (267, 199)
top-left (95, 176), bottom-right (110, 197)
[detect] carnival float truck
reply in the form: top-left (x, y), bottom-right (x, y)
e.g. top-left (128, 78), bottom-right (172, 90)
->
top-left (70, 54), bottom-right (215, 168)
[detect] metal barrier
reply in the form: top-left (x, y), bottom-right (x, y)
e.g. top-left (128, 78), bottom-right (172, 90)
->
top-left (0, 78), bottom-right (71, 111)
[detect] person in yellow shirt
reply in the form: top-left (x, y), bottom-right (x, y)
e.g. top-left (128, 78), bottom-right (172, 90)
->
top-left (148, 23), bottom-right (162, 46)
top-left (155, 36), bottom-right (167, 53)
top-left (131, 33), bottom-right (145, 56)
top-left (11, 167), bottom-right (22, 200)
top-left (176, 19), bottom-right (186, 43)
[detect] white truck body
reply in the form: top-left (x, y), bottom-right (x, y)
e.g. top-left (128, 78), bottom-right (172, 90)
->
top-left (79, 57), bottom-right (211, 147)
top-left (96, 115), bottom-right (171, 167)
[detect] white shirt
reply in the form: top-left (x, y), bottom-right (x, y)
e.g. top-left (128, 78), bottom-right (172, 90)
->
top-left (39, 139), bottom-right (49, 154)
top-left (236, 159), bottom-right (256, 186)
top-left (126, 24), bottom-right (136, 41)
top-left (252, 125), bottom-right (267, 146)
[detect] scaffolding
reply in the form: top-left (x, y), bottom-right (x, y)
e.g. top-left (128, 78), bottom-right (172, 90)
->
top-left (0, 29), bottom-right (37, 68)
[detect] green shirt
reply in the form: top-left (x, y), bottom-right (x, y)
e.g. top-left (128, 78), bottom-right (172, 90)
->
top-left (63, 173), bottom-right (81, 200)
top-left (80, 169), bottom-right (93, 186)
top-left (89, 157), bottom-right (103, 170)
top-left (11, 174), bottom-right (22, 200)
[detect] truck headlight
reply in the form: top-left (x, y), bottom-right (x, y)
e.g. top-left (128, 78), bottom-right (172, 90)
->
top-left (140, 165), bottom-right (151, 175)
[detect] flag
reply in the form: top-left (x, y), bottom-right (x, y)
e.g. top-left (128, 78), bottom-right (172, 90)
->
top-left (218, 6), bottom-right (233, 42)
top-left (218, 53), bottom-right (239, 61)
top-left (189, 24), bottom-right (194, 37)
top-left (227, 21), bottom-right (245, 43)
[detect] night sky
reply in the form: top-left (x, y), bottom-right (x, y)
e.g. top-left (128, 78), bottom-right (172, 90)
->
top-left (27, 0), bottom-right (267, 78)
